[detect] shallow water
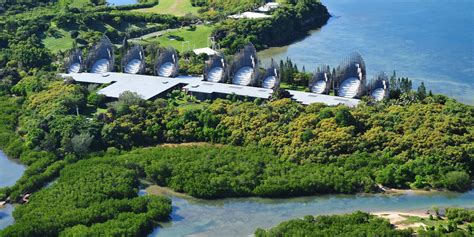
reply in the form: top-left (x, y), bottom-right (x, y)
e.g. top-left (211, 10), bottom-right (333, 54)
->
top-left (0, 151), bottom-right (25, 230)
top-left (259, 0), bottom-right (474, 104)
top-left (149, 190), bottom-right (474, 237)
top-left (0, 151), bottom-right (24, 188)
top-left (108, 0), bottom-right (138, 6)
top-left (0, 205), bottom-right (15, 230)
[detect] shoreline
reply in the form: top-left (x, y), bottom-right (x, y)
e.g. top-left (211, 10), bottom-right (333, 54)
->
top-left (144, 183), bottom-right (466, 202)
top-left (380, 187), bottom-right (449, 195)
top-left (144, 185), bottom-right (194, 200)
top-left (372, 210), bottom-right (430, 230)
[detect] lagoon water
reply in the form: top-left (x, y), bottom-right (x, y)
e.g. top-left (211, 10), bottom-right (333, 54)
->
top-left (0, 151), bottom-right (25, 230)
top-left (151, 191), bottom-right (474, 237)
top-left (1, 0), bottom-right (474, 234)
top-left (0, 151), bottom-right (24, 188)
top-left (259, 0), bottom-right (474, 104)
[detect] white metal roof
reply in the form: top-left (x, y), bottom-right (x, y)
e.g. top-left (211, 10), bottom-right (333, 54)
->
top-left (228, 12), bottom-right (272, 19)
top-left (257, 2), bottom-right (280, 12)
top-left (193, 48), bottom-right (219, 56)
top-left (62, 72), bottom-right (203, 100)
top-left (184, 81), bottom-right (273, 99)
top-left (288, 90), bottom-right (360, 107)
top-left (61, 73), bottom-right (360, 107)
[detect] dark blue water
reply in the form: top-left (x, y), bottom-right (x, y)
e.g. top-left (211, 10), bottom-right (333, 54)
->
top-left (259, 0), bottom-right (474, 104)
top-left (108, 0), bottom-right (138, 6)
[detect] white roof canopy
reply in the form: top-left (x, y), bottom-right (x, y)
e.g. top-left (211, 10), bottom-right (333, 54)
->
top-left (193, 48), bottom-right (219, 56)
top-left (228, 12), bottom-right (272, 19)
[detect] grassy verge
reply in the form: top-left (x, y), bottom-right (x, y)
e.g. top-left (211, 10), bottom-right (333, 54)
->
top-left (398, 215), bottom-right (471, 231)
top-left (141, 25), bottom-right (214, 50)
top-left (43, 29), bottom-right (74, 53)
top-left (133, 0), bottom-right (199, 16)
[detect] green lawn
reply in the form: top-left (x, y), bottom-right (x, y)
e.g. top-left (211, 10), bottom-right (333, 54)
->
top-left (134, 0), bottom-right (199, 16)
top-left (142, 25), bottom-right (214, 51)
top-left (58, 0), bottom-right (90, 8)
top-left (43, 29), bottom-right (74, 53)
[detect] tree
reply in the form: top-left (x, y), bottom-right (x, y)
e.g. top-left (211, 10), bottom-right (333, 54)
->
top-left (71, 132), bottom-right (94, 155)
top-left (335, 107), bottom-right (356, 127)
top-left (271, 88), bottom-right (291, 100)
top-left (110, 91), bottom-right (144, 115)
top-left (12, 42), bottom-right (52, 69)
top-left (417, 82), bottom-right (427, 100)
top-left (443, 171), bottom-right (471, 191)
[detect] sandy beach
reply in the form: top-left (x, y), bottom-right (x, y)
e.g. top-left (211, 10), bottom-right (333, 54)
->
top-left (373, 210), bottom-right (430, 229)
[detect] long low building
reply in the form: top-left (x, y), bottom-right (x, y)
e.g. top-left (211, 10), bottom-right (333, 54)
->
top-left (62, 72), bottom-right (202, 100)
top-left (62, 73), bottom-right (360, 107)
top-left (289, 90), bottom-right (360, 107)
top-left (184, 81), bottom-right (273, 100)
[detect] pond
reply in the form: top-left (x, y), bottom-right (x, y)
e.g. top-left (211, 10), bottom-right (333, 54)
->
top-left (149, 190), bottom-right (474, 237)
top-left (258, 0), bottom-right (474, 104)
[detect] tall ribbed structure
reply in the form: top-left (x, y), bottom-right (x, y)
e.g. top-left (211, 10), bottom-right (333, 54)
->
top-left (368, 72), bottom-right (390, 101)
top-left (204, 54), bottom-right (226, 83)
top-left (86, 36), bottom-right (114, 74)
top-left (334, 52), bottom-right (366, 98)
top-left (229, 43), bottom-right (259, 86)
top-left (122, 45), bottom-right (146, 74)
top-left (260, 59), bottom-right (280, 89)
top-left (65, 49), bottom-right (83, 74)
top-left (154, 47), bottom-right (179, 78)
top-left (309, 65), bottom-right (332, 94)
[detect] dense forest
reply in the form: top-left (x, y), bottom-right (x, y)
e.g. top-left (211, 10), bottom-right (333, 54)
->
top-left (0, 0), bottom-right (473, 236)
top-left (0, 77), bottom-right (472, 202)
top-left (255, 210), bottom-right (474, 236)
top-left (1, 158), bottom-right (171, 236)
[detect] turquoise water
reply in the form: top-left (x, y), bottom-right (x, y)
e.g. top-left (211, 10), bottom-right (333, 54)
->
top-left (259, 0), bottom-right (474, 104)
top-left (0, 151), bottom-right (24, 230)
top-left (150, 190), bottom-right (474, 237)
top-left (108, 0), bottom-right (138, 5)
